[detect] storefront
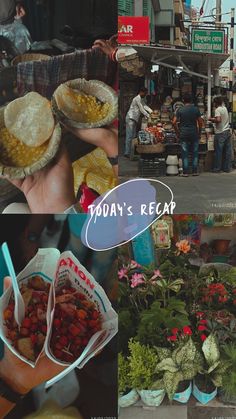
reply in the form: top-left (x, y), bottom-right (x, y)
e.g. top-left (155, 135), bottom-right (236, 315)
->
top-left (119, 44), bottom-right (231, 176)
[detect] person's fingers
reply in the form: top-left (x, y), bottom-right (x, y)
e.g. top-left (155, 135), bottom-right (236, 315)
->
top-left (3, 276), bottom-right (12, 291)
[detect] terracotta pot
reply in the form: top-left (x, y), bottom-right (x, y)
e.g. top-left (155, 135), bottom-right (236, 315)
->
top-left (212, 240), bottom-right (231, 255)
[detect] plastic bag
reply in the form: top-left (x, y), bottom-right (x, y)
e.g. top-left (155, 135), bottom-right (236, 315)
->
top-left (0, 19), bottom-right (32, 54)
top-left (0, 249), bottom-right (118, 385)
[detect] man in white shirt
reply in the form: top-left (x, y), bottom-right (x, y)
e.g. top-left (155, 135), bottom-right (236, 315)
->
top-left (124, 87), bottom-right (152, 157)
top-left (208, 96), bottom-right (232, 173)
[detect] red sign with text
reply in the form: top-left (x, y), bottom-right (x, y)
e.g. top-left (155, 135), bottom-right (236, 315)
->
top-left (118, 16), bottom-right (150, 44)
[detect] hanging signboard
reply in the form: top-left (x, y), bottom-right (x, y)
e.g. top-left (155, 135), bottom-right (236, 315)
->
top-left (118, 16), bottom-right (150, 44)
top-left (192, 29), bottom-right (225, 54)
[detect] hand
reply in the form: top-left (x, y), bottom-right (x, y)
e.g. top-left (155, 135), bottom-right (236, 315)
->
top-left (15, 4), bottom-right (26, 19)
top-left (63, 125), bottom-right (118, 176)
top-left (92, 35), bottom-right (118, 57)
top-left (0, 277), bottom-right (65, 396)
top-left (5, 147), bottom-right (76, 214)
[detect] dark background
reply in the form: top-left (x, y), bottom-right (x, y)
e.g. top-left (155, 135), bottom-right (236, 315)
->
top-left (23, 0), bottom-right (118, 47)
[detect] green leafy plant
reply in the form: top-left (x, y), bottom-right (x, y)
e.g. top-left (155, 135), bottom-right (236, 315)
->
top-left (153, 338), bottom-right (202, 400)
top-left (118, 309), bottom-right (137, 353)
top-left (197, 334), bottom-right (229, 389)
top-left (128, 339), bottom-right (159, 390)
top-left (136, 298), bottom-right (189, 346)
top-left (118, 353), bottom-right (131, 394)
top-left (221, 343), bottom-right (236, 401)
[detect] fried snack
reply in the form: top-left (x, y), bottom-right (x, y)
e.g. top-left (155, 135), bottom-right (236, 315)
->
top-left (0, 128), bottom-right (48, 167)
top-left (50, 280), bottom-right (102, 363)
top-left (54, 84), bottom-right (110, 123)
top-left (4, 276), bottom-right (50, 361)
top-left (4, 92), bottom-right (55, 147)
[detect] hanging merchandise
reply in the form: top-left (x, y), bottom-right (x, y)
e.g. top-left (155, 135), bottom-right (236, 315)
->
top-left (151, 220), bottom-right (171, 249)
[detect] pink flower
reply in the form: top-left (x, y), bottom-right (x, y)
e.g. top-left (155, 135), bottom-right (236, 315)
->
top-left (130, 260), bottom-right (141, 269)
top-left (118, 268), bottom-right (128, 280)
top-left (151, 269), bottom-right (163, 280)
top-left (130, 273), bottom-right (145, 288)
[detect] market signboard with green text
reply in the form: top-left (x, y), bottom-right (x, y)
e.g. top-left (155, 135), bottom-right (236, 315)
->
top-left (192, 29), bottom-right (225, 54)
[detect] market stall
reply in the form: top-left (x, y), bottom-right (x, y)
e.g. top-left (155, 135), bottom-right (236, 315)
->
top-left (120, 44), bottom-right (230, 176)
top-left (118, 214), bottom-right (236, 418)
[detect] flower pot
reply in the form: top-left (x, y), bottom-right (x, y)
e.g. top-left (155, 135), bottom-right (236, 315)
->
top-left (173, 381), bottom-right (192, 404)
top-left (137, 389), bottom-right (165, 406)
top-left (193, 381), bottom-right (217, 405)
top-left (118, 389), bottom-right (139, 408)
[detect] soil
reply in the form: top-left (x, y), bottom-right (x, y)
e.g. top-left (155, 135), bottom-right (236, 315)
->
top-left (177, 380), bottom-right (190, 393)
top-left (195, 374), bottom-right (216, 394)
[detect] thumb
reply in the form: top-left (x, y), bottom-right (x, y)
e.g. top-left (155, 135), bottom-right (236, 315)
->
top-left (3, 276), bottom-right (12, 292)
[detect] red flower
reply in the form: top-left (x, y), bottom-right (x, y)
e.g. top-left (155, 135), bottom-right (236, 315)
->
top-left (167, 335), bottom-right (177, 342)
top-left (199, 319), bottom-right (207, 325)
top-left (233, 300), bottom-right (236, 305)
top-left (198, 325), bottom-right (207, 331)
top-left (183, 326), bottom-right (192, 335)
top-left (200, 334), bottom-right (207, 342)
top-left (171, 328), bottom-right (179, 335)
top-left (218, 296), bottom-right (228, 303)
top-left (233, 289), bottom-right (236, 294)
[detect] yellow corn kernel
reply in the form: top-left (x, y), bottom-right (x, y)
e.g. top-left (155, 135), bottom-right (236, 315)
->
top-left (0, 128), bottom-right (48, 167)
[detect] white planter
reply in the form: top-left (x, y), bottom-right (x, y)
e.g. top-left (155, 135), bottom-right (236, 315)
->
top-left (138, 389), bottom-right (165, 406)
top-left (166, 165), bottom-right (179, 175)
top-left (118, 389), bottom-right (139, 408)
top-left (166, 155), bottom-right (178, 165)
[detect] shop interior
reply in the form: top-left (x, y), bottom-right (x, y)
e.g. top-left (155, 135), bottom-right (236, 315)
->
top-left (119, 214), bottom-right (236, 418)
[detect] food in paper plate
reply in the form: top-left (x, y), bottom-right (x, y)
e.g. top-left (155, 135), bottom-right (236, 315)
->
top-left (4, 92), bottom-right (55, 147)
top-left (50, 280), bottom-right (102, 363)
top-left (0, 127), bottom-right (48, 167)
top-left (54, 84), bottom-right (111, 123)
top-left (4, 276), bottom-right (50, 361)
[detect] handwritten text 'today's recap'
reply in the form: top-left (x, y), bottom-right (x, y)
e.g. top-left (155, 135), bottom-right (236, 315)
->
top-left (88, 201), bottom-right (176, 223)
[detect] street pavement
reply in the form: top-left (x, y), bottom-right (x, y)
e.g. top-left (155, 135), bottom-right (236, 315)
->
top-left (119, 397), bottom-right (236, 419)
top-left (119, 157), bottom-right (236, 213)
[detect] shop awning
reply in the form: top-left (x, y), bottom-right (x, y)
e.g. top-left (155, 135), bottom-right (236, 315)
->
top-left (131, 45), bottom-right (229, 79)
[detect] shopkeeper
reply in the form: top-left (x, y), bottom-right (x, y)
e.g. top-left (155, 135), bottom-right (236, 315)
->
top-left (124, 87), bottom-right (152, 158)
top-left (173, 93), bottom-right (203, 177)
top-left (208, 96), bottom-right (232, 173)
top-left (0, 0), bottom-right (32, 54)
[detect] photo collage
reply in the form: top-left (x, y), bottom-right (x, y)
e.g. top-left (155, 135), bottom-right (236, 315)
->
top-left (0, 1), bottom-right (236, 419)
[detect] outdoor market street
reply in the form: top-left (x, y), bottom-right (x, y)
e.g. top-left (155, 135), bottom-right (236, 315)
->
top-left (119, 156), bottom-right (236, 213)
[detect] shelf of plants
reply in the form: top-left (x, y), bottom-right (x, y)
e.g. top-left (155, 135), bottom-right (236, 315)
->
top-left (118, 221), bottom-right (236, 413)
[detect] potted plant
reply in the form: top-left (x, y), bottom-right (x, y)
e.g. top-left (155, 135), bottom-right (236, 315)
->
top-left (128, 339), bottom-right (166, 407)
top-left (219, 343), bottom-right (236, 404)
top-left (193, 334), bottom-right (228, 404)
top-left (118, 353), bottom-right (139, 408)
top-left (154, 337), bottom-right (200, 403)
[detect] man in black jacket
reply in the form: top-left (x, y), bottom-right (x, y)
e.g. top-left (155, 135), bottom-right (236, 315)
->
top-left (0, 0), bottom-right (25, 25)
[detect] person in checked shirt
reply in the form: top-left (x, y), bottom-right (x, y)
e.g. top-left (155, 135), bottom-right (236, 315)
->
top-left (124, 87), bottom-right (152, 157)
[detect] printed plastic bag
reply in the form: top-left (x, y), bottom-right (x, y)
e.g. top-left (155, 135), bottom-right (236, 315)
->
top-left (0, 248), bottom-right (118, 382)
top-left (0, 19), bottom-right (32, 54)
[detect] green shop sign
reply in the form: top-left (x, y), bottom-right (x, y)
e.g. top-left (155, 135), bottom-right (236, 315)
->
top-left (192, 29), bottom-right (225, 54)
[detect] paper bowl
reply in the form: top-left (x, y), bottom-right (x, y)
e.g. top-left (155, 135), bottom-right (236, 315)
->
top-left (0, 106), bottom-right (61, 179)
top-left (52, 78), bottom-right (118, 129)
